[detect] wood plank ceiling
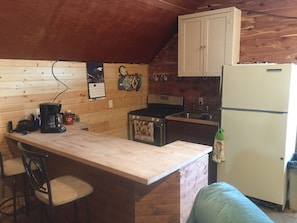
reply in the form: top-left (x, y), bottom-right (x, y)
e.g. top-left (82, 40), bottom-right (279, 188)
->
top-left (0, 0), bottom-right (206, 63)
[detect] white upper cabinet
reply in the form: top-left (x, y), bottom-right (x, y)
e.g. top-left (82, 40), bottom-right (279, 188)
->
top-left (178, 7), bottom-right (241, 77)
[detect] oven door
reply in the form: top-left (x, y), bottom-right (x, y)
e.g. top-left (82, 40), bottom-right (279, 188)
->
top-left (128, 115), bottom-right (165, 146)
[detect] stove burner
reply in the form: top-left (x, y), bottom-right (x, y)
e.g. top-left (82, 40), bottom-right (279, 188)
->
top-left (128, 94), bottom-right (184, 118)
top-left (129, 107), bottom-right (184, 118)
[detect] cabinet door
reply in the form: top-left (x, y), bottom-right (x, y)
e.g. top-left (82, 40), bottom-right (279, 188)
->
top-left (178, 17), bottom-right (204, 76)
top-left (178, 7), bottom-right (241, 77)
top-left (203, 13), bottom-right (230, 76)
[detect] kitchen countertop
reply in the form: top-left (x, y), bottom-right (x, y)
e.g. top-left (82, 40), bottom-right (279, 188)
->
top-left (6, 125), bottom-right (212, 185)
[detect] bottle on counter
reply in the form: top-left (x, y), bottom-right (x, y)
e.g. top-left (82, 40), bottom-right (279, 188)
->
top-left (212, 128), bottom-right (225, 163)
top-left (64, 110), bottom-right (74, 125)
top-left (8, 121), bottom-right (13, 133)
top-left (34, 108), bottom-right (41, 128)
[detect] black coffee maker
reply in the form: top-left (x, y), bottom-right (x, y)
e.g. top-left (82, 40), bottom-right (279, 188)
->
top-left (40, 103), bottom-right (66, 133)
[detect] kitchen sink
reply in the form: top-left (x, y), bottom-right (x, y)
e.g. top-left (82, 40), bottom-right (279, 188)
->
top-left (166, 111), bottom-right (219, 126)
top-left (172, 112), bottom-right (213, 120)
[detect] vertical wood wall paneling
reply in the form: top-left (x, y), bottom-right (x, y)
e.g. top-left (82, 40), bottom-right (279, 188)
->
top-left (134, 155), bottom-right (208, 223)
top-left (0, 59), bottom-right (148, 160)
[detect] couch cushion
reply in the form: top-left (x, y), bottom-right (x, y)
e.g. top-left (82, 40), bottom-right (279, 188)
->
top-left (187, 182), bottom-right (273, 223)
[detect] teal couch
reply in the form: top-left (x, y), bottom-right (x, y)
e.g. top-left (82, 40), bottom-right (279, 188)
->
top-left (187, 182), bottom-right (273, 223)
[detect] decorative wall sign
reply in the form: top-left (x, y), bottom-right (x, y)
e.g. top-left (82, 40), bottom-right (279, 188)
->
top-left (118, 65), bottom-right (142, 91)
top-left (86, 62), bottom-right (106, 100)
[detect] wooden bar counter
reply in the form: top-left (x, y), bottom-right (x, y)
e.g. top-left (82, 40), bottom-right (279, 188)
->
top-left (5, 125), bottom-right (211, 223)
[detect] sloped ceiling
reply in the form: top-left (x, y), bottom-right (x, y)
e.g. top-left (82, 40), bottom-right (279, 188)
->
top-left (0, 0), bottom-right (206, 63)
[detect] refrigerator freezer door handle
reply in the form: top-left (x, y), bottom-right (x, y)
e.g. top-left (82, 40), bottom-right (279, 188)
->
top-left (266, 68), bottom-right (282, 72)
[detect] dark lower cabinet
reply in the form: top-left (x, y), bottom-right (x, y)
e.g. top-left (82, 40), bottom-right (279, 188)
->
top-left (166, 119), bottom-right (218, 183)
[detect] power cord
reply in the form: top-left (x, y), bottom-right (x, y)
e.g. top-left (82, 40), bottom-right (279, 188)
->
top-left (51, 60), bottom-right (69, 103)
top-left (242, 9), bottom-right (297, 20)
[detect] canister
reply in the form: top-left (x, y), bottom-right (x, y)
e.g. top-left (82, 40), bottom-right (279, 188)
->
top-left (64, 110), bottom-right (73, 125)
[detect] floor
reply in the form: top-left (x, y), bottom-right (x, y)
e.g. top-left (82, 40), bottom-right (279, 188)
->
top-left (0, 195), bottom-right (40, 223)
top-left (262, 207), bottom-right (297, 223)
top-left (1, 206), bottom-right (297, 223)
top-left (1, 191), bottom-right (297, 223)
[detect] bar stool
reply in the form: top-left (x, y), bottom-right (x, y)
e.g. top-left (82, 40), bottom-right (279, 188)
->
top-left (0, 152), bottom-right (28, 223)
top-left (17, 142), bottom-right (93, 223)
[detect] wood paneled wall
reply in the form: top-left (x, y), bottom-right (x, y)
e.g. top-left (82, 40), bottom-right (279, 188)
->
top-left (0, 59), bottom-right (148, 158)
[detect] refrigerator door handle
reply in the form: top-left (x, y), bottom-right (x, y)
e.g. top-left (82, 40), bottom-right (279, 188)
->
top-left (266, 68), bottom-right (282, 72)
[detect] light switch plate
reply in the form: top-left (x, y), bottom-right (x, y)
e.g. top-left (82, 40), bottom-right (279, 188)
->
top-left (198, 97), bottom-right (203, 105)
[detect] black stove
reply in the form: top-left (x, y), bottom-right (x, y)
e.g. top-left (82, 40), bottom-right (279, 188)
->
top-left (128, 94), bottom-right (184, 146)
top-left (129, 105), bottom-right (184, 118)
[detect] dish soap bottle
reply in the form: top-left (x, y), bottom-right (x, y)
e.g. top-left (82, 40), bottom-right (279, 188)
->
top-left (212, 128), bottom-right (225, 163)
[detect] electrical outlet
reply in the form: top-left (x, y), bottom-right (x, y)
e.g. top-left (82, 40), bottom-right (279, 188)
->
top-left (108, 100), bottom-right (113, 108)
top-left (198, 97), bottom-right (203, 105)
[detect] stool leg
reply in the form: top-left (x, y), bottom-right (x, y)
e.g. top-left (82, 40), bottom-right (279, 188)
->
top-left (49, 206), bottom-right (54, 223)
top-left (12, 176), bottom-right (17, 223)
top-left (22, 174), bottom-right (29, 215)
top-left (74, 201), bottom-right (78, 223)
top-left (86, 197), bottom-right (91, 223)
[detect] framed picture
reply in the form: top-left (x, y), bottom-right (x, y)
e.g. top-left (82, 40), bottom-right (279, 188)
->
top-left (86, 62), bottom-right (106, 100)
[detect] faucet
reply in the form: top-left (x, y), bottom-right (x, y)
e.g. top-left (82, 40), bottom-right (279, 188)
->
top-left (191, 104), bottom-right (197, 112)
top-left (197, 104), bottom-right (209, 113)
top-left (202, 105), bottom-right (213, 120)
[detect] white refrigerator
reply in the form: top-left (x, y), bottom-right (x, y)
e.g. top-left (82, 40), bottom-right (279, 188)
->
top-left (218, 63), bottom-right (297, 209)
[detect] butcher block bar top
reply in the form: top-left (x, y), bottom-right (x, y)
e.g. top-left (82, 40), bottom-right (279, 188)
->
top-left (5, 125), bottom-right (211, 223)
top-left (5, 127), bottom-right (212, 185)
